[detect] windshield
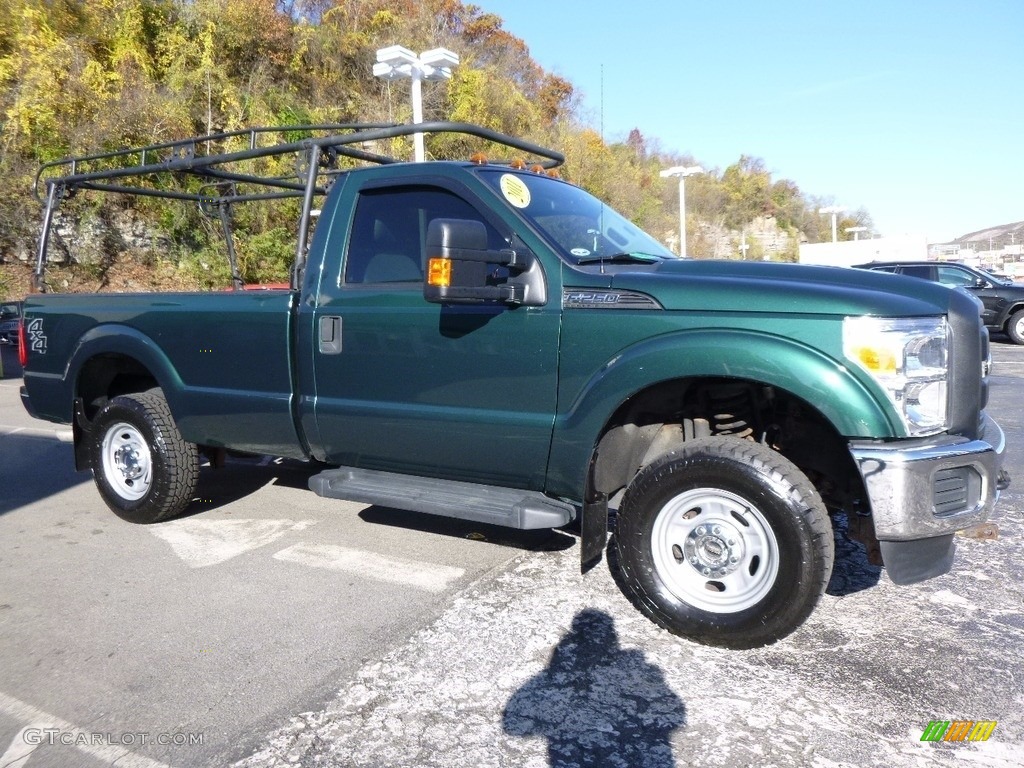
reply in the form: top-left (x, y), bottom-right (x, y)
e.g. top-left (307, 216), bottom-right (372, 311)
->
top-left (0, 302), bottom-right (20, 319)
top-left (478, 169), bottom-right (677, 264)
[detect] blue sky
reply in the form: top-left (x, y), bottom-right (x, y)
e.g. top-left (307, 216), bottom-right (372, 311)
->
top-left (477, 0), bottom-right (1023, 243)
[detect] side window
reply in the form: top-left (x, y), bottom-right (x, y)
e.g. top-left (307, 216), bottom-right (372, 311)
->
top-left (344, 186), bottom-right (503, 285)
top-left (936, 266), bottom-right (976, 288)
top-left (899, 265), bottom-right (933, 280)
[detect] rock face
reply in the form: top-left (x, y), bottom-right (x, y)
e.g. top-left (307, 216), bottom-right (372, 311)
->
top-left (19, 206), bottom-right (170, 266)
top-left (684, 216), bottom-right (803, 261)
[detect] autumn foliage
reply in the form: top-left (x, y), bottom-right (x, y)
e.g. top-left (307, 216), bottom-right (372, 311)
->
top-left (0, 0), bottom-right (871, 293)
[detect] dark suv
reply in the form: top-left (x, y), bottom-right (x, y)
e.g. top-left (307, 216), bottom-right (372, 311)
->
top-left (0, 301), bottom-right (22, 346)
top-left (854, 261), bottom-right (1024, 344)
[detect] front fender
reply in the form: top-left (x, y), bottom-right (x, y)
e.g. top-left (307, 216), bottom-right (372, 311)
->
top-left (545, 327), bottom-right (897, 499)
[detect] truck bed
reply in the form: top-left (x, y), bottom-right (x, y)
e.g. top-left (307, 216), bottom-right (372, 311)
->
top-left (22, 290), bottom-right (303, 457)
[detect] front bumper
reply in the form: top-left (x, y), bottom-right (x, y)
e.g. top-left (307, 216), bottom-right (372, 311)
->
top-left (848, 414), bottom-right (1008, 584)
top-left (850, 413), bottom-right (1008, 541)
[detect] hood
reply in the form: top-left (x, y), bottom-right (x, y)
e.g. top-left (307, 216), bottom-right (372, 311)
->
top-left (608, 260), bottom-right (956, 317)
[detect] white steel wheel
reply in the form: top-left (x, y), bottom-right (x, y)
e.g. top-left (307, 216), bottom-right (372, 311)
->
top-left (1008, 309), bottom-right (1024, 345)
top-left (88, 390), bottom-right (198, 524)
top-left (614, 436), bottom-right (834, 649)
top-left (650, 487), bottom-right (779, 613)
top-left (100, 421), bottom-right (153, 501)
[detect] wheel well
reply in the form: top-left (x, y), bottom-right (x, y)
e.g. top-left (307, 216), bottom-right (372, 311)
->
top-left (591, 377), bottom-right (867, 515)
top-left (77, 354), bottom-right (160, 421)
top-left (1003, 304), bottom-right (1024, 326)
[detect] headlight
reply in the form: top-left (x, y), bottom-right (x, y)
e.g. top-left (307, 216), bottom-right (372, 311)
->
top-left (844, 316), bottom-right (949, 437)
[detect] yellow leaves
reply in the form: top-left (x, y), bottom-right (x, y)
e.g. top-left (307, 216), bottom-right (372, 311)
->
top-left (0, 4), bottom-right (73, 154)
top-left (447, 68), bottom-right (487, 124)
top-left (109, 1), bottom-right (155, 78)
top-left (200, 22), bottom-right (216, 71)
top-left (581, 129), bottom-right (609, 155)
top-left (82, 59), bottom-right (121, 99)
top-left (448, 66), bottom-right (535, 136)
top-left (369, 10), bottom-right (397, 31)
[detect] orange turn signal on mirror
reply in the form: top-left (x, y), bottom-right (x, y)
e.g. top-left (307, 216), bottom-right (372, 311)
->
top-left (427, 258), bottom-right (451, 287)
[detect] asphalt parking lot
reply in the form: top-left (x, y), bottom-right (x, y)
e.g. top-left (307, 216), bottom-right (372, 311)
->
top-left (2, 338), bottom-right (1022, 768)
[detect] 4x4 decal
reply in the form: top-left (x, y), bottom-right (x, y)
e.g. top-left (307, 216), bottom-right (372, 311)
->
top-left (26, 317), bottom-right (47, 355)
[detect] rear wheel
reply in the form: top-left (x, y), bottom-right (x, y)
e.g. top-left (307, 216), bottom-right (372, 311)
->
top-left (614, 436), bottom-right (833, 649)
top-left (88, 390), bottom-right (198, 524)
top-left (1006, 309), bottom-right (1024, 345)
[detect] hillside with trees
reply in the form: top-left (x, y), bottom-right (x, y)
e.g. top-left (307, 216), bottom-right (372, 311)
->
top-left (0, 0), bottom-right (872, 296)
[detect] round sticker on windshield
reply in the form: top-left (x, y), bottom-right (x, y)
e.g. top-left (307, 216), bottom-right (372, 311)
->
top-left (499, 174), bottom-right (531, 208)
top-left (570, 248), bottom-right (591, 257)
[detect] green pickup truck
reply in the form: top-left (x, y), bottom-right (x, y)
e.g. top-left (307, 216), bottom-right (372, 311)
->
top-left (19, 123), bottom-right (1008, 648)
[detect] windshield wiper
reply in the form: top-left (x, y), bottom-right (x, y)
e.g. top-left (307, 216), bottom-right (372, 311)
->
top-left (574, 252), bottom-right (665, 265)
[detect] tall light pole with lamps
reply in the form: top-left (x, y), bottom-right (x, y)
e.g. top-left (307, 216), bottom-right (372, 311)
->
top-left (660, 165), bottom-right (703, 256)
top-left (373, 45), bottom-right (460, 162)
top-left (818, 204), bottom-right (846, 243)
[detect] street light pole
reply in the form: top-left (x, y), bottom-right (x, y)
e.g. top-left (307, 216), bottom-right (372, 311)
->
top-left (818, 205), bottom-right (846, 243)
top-left (373, 45), bottom-right (459, 162)
top-left (739, 231), bottom-right (750, 259)
top-left (660, 165), bottom-right (704, 256)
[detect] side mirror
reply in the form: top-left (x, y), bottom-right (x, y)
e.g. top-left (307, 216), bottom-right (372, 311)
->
top-left (423, 218), bottom-right (545, 306)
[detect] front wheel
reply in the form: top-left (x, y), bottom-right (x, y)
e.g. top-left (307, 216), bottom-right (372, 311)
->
top-left (88, 390), bottom-right (199, 524)
top-left (614, 437), bottom-right (833, 649)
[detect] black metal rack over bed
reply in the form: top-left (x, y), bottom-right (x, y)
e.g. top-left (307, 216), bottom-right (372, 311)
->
top-left (31, 122), bottom-right (564, 292)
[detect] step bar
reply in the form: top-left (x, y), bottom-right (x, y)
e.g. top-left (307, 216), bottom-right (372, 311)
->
top-left (308, 466), bottom-right (576, 530)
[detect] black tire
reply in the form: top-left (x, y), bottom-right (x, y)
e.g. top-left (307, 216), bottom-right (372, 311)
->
top-left (614, 436), bottom-right (833, 649)
top-left (1006, 309), bottom-right (1024, 345)
top-left (88, 390), bottom-right (199, 524)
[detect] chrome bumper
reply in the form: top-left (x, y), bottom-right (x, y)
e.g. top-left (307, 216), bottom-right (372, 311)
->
top-left (849, 413), bottom-right (1007, 542)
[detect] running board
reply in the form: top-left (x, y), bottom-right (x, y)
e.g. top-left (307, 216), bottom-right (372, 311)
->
top-left (308, 466), bottom-right (576, 530)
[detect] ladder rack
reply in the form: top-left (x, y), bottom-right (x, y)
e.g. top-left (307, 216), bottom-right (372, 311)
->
top-left (31, 122), bottom-right (564, 292)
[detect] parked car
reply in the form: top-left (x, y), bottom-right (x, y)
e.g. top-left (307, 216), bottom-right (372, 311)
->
top-left (854, 261), bottom-right (1024, 344)
top-left (0, 300), bottom-right (22, 346)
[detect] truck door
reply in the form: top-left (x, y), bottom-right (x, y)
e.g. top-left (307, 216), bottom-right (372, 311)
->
top-left (308, 178), bottom-right (561, 490)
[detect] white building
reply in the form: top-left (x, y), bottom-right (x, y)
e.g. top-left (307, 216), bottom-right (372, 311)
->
top-left (798, 234), bottom-right (929, 268)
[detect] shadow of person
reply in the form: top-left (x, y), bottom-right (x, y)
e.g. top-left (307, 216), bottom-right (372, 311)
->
top-left (503, 609), bottom-right (685, 767)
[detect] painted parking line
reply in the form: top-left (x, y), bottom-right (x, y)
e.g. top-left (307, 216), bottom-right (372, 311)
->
top-left (273, 543), bottom-right (466, 593)
top-left (0, 691), bottom-right (174, 768)
top-left (149, 518), bottom-right (318, 568)
top-left (0, 724), bottom-right (45, 768)
top-left (149, 519), bottom-right (467, 592)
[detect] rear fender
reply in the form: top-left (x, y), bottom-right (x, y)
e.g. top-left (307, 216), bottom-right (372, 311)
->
top-left (67, 324), bottom-right (183, 417)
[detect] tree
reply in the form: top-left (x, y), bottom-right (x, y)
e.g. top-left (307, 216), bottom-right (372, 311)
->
top-left (0, 0), bottom-right (874, 291)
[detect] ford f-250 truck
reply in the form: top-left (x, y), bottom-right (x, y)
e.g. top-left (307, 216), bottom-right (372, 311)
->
top-left (18, 123), bottom-right (1009, 648)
